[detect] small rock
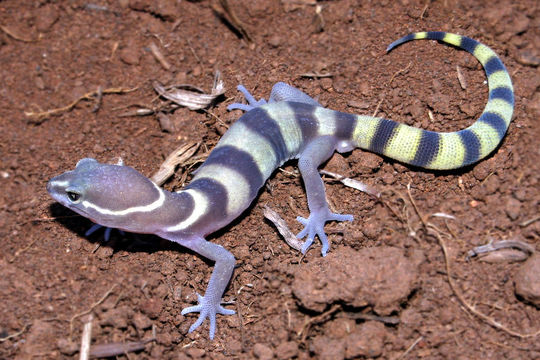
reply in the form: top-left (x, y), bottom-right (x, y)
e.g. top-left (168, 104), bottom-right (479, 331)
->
top-left (268, 35), bottom-right (282, 48)
top-left (361, 221), bottom-right (381, 240)
top-left (95, 245), bottom-right (114, 259)
top-left (459, 102), bottom-right (477, 117)
top-left (350, 151), bottom-right (383, 173)
top-left (227, 339), bottom-right (243, 354)
top-left (359, 82), bottom-right (371, 96)
top-left (347, 100), bottom-right (370, 109)
top-left (157, 331), bottom-right (173, 346)
top-left (409, 99), bottom-right (424, 118)
top-left (157, 113), bottom-right (176, 133)
top-left (430, 93), bottom-right (451, 114)
top-left (192, 65), bottom-right (202, 77)
top-left (100, 307), bottom-right (130, 329)
top-left (119, 42), bottom-right (141, 65)
top-left (516, 50), bottom-right (540, 67)
top-left (506, 13), bottom-right (530, 35)
top-left (35, 4), bottom-right (59, 32)
top-left (132, 312), bottom-right (153, 331)
top-left (381, 172), bottom-right (395, 185)
top-left (504, 197), bottom-right (522, 220)
top-left (345, 321), bottom-right (386, 359)
top-left (160, 259), bottom-right (177, 276)
top-left (325, 153), bottom-right (349, 173)
top-left (320, 77), bottom-right (333, 91)
top-left (141, 298), bottom-right (163, 319)
top-left (310, 336), bottom-right (345, 360)
top-left (275, 341), bottom-right (298, 360)
top-left (129, 0), bottom-right (178, 21)
top-left (514, 253), bottom-right (540, 308)
top-left (57, 338), bottom-right (78, 356)
top-left (186, 347), bottom-right (206, 358)
top-left (472, 160), bottom-right (492, 181)
top-left (253, 343), bottom-right (274, 360)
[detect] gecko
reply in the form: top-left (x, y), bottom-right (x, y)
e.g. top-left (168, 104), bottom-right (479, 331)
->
top-left (47, 32), bottom-right (514, 339)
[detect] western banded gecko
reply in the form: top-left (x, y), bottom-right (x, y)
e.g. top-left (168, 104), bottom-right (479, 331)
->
top-left (47, 32), bottom-right (514, 339)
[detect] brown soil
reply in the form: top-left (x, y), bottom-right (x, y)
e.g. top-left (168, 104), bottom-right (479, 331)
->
top-left (1, 0), bottom-right (539, 359)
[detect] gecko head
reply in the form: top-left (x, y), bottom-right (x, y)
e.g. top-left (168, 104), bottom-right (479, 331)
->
top-left (47, 158), bottom-right (164, 230)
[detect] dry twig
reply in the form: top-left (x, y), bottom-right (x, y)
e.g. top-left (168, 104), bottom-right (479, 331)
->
top-left (297, 72), bottom-right (333, 78)
top-left (79, 314), bottom-right (93, 360)
top-left (319, 170), bottom-right (381, 198)
top-left (0, 324), bottom-right (30, 343)
top-left (89, 336), bottom-right (156, 358)
top-left (150, 142), bottom-right (200, 185)
top-left (211, 0), bottom-right (252, 42)
top-left (0, 24), bottom-right (40, 42)
top-left (298, 304), bottom-right (341, 342)
top-left (395, 336), bottom-right (423, 360)
top-left (25, 86), bottom-right (138, 123)
top-left (467, 238), bottom-right (534, 263)
top-left (456, 65), bottom-right (467, 89)
top-left (149, 41), bottom-right (171, 70)
top-left (70, 284), bottom-right (118, 338)
top-left (263, 205), bottom-right (303, 252)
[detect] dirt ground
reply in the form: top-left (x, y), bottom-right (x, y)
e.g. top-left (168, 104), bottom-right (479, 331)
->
top-left (1, 0), bottom-right (539, 359)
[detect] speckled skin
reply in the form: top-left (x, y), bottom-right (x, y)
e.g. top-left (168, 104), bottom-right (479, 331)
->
top-left (47, 32), bottom-right (513, 339)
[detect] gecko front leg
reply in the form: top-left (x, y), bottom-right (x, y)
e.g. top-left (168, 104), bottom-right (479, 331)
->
top-left (170, 235), bottom-right (236, 339)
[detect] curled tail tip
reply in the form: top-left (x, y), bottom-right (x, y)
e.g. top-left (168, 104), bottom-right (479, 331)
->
top-left (386, 33), bottom-right (419, 53)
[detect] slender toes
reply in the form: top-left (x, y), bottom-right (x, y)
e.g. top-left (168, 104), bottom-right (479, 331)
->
top-left (295, 210), bottom-right (353, 254)
top-left (332, 213), bottom-right (354, 222)
top-left (181, 293), bottom-right (235, 339)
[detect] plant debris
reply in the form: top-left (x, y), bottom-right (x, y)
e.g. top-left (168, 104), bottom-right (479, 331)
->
top-left (153, 72), bottom-right (225, 111)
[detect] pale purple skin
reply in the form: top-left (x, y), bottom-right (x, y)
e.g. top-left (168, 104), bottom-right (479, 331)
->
top-left (47, 82), bottom-right (354, 340)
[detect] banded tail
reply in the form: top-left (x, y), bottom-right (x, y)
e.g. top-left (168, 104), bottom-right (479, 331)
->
top-left (353, 31), bottom-right (514, 170)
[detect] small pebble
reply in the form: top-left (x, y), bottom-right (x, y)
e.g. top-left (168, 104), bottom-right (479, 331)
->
top-left (253, 343), bottom-right (274, 360)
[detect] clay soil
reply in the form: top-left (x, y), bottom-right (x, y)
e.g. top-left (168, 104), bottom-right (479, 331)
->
top-left (1, 0), bottom-right (539, 359)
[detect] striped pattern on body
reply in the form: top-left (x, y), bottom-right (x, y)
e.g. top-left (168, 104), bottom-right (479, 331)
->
top-left (179, 31), bottom-right (514, 230)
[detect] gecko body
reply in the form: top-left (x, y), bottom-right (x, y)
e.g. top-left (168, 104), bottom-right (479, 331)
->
top-left (47, 32), bottom-right (514, 339)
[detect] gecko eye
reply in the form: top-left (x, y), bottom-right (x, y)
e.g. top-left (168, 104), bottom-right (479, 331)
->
top-left (66, 191), bottom-right (82, 203)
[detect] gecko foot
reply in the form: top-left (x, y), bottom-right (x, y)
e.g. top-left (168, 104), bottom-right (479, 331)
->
top-left (227, 84), bottom-right (268, 112)
top-left (296, 210), bottom-right (353, 256)
top-left (181, 293), bottom-right (235, 340)
top-left (85, 223), bottom-right (124, 242)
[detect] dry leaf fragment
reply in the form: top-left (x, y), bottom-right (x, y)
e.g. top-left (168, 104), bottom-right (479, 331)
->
top-left (319, 170), bottom-right (381, 198)
top-left (151, 142), bottom-right (200, 186)
top-left (263, 205), bottom-right (303, 252)
top-left (153, 72), bottom-right (225, 110)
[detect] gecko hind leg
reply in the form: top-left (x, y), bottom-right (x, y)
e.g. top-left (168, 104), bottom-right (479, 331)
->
top-left (296, 136), bottom-right (354, 256)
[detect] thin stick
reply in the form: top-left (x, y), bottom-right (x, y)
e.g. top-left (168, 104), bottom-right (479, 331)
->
top-left (0, 324), bottom-right (30, 342)
top-left (0, 25), bottom-right (40, 42)
top-left (25, 86), bottom-right (138, 123)
top-left (298, 304), bottom-right (341, 342)
top-left (149, 42), bottom-right (171, 70)
top-left (70, 284), bottom-right (118, 338)
top-left (79, 314), bottom-right (93, 360)
top-left (395, 336), bottom-right (423, 360)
